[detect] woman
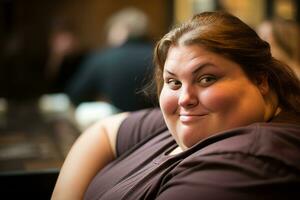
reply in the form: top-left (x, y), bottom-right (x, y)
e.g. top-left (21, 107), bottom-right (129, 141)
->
top-left (52, 11), bottom-right (300, 199)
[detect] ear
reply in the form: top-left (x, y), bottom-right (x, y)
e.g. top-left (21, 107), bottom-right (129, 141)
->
top-left (255, 73), bottom-right (269, 95)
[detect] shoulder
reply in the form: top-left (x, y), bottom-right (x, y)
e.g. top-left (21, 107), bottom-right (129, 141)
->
top-left (177, 115), bottom-right (300, 178)
top-left (119, 107), bottom-right (165, 131)
top-left (116, 108), bottom-right (167, 156)
top-left (189, 120), bottom-right (300, 166)
top-left (158, 121), bottom-right (300, 199)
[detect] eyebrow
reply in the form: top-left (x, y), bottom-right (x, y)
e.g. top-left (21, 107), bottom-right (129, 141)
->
top-left (164, 63), bottom-right (216, 76)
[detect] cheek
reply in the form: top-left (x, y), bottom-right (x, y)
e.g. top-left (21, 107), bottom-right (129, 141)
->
top-left (200, 82), bottom-right (265, 123)
top-left (200, 86), bottom-right (240, 112)
top-left (159, 87), bottom-right (178, 114)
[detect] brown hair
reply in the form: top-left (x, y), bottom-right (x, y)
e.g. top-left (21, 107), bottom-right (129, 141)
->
top-left (152, 11), bottom-right (300, 113)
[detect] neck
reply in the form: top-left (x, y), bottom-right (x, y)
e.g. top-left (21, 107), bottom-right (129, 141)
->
top-left (264, 90), bottom-right (281, 121)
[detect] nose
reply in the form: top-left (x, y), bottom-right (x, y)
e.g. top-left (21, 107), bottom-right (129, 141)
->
top-left (178, 86), bottom-right (199, 108)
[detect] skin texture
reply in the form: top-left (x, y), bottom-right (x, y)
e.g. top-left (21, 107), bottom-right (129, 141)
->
top-left (159, 45), bottom-right (276, 150)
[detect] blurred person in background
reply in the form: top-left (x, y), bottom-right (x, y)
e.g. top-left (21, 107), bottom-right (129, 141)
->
top-left (45, 19), bottom-right (86, 94)
top-left (257, 18), bottom-right (300, 78)
top-left (65, 7), bottom-right (155, 113)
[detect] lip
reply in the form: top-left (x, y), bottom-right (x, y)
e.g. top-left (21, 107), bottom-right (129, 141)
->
top-left (179, 114), bottom-right (208, 123)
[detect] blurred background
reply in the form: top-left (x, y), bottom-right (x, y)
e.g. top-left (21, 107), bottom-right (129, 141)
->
top-left (0, 0), bottom-right (299, 197)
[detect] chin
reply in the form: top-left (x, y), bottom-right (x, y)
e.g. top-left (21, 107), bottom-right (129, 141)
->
top-left (177, 127), bottom-right (203, 149)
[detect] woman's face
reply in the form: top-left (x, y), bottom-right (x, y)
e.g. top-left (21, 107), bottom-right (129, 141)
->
top-left (159, 45), bottom-right (269, 150)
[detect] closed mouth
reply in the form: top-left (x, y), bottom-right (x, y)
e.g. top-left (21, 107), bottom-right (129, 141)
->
top-left (179, 113), bottom-right (208, 117)
top-left (179, 114), bottom-right (208, 123)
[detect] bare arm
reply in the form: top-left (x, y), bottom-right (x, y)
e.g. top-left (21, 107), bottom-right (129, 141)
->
top-left (51, 112), bottom-right (129, 200)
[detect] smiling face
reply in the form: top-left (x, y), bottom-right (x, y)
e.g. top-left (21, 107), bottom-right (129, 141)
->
top-left (159, 45), bottom-right (271, 150)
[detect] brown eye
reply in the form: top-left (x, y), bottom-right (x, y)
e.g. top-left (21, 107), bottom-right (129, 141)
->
top-left (198, 75), bottom-right (217, 87)
top-left (167, 79), bottom-right (181, 90)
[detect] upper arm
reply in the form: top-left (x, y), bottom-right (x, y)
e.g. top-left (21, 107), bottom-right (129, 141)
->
top-left (51, 112), bottom-right (129, 200)
top-left (99, 112), bottom-right (129, 156)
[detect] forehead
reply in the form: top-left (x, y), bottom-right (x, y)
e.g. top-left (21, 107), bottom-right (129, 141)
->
top-left (164, 45), bottom-right (207, 69)
top-left (164, 45), bottom-right (227, 70)
top-left (166, 45), bottom-right (209, 60)
top-left (163, 44), bottom-right (246, 77)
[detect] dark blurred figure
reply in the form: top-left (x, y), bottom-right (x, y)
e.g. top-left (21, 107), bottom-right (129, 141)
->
top-left (45, 19), bottom-right (86, 93)
top-left (65, 7), bottom-right (155, 111)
